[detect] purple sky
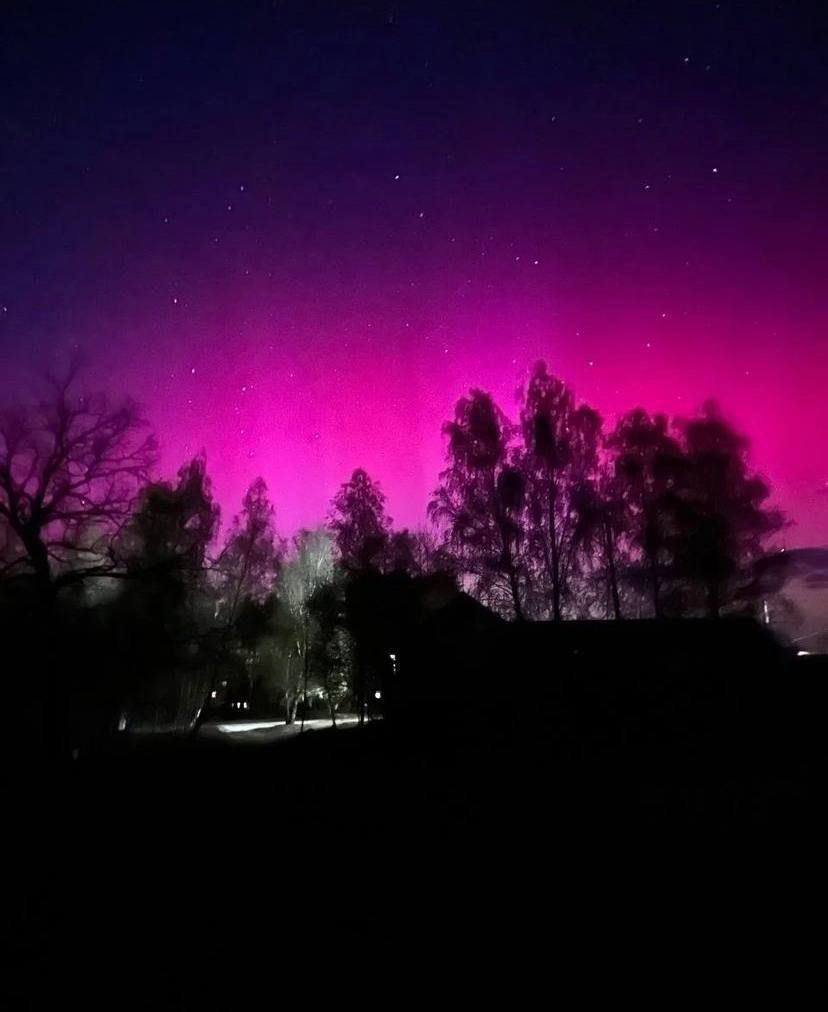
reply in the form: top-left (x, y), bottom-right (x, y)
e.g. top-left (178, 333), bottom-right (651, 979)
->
top-left (2, 2), bottom-right (826, 544)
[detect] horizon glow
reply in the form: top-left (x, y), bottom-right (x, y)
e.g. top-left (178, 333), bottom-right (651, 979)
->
top-left (2, 4), bottom-right (826, 547)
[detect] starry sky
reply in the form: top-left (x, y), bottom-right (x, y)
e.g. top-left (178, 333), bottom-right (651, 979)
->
top-left (1, 1), bottom-right (826, 544)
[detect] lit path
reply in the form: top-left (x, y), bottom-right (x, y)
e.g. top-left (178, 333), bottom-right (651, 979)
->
top-left (197, 715), bottom-right (361, 744)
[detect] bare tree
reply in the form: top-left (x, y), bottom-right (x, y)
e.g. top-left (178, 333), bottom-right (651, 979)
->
top-left (308, 578), bottom-right (351, 726)
top-left (517, 362), bottom-right (603, 620)
top-left (0, 367), bottom-right (156, 599)
top-left (279, 527), bottom-right (336, 724)
top-left (571, 466), bottom-right (628, 619)
top-left (215, 477), bottom-right (283, 627)
top-left (430, 389), bottom-right (528, 620)
top-left (608, 408), bottom-right (684, 617)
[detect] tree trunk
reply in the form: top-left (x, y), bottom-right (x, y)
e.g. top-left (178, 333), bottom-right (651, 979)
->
top-left (22, 535), bottom-right (64, 757)
top-left (508, 562), bottom-right (525, 622)
top-left (649, 555), bottom-right (661, 618)
top-left (284, 656), bottom-right (295, 723)
top-left (548, 485), bottom-right (562, 621)
top-left (300, 652), bottom-right (309, 731)
top-left (604, 525), bottom-right (622, 620)
top-left (490, 470), bottom-right (524, 622)
top-left (300, 617), bottom-right (313, 731)
top-left (21, 528), bottom-right (55, 606)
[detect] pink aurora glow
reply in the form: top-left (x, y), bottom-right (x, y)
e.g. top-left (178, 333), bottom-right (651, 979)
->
top-left (72, 281), bottom-right (826, 548)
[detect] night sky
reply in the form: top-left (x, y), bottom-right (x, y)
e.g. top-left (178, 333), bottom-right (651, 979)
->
top-left (2, 1), bottom-right (826, 544)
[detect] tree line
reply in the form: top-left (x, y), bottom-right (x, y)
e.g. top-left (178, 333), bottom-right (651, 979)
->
top-left (0, 361), bottom-right (785, 740)
top-left (431, 362), bottom-right (784, 622)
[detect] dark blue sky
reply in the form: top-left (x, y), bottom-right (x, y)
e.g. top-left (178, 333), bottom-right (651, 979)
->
top-left (1, 1), bottom-right (826, 541)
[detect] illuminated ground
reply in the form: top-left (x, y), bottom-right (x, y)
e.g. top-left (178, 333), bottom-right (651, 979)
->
top-left (197, 714), bottom-right (360, 744)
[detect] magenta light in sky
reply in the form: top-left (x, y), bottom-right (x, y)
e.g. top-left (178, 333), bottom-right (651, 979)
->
top-left (1, 3), bottom-right (826, 546)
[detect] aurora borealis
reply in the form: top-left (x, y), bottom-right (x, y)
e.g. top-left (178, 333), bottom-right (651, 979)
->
top-left (2, 1), bottom-right (826, 544)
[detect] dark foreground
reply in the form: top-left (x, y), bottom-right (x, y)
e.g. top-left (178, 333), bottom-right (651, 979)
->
top-left (9, 649), bottom-right (828, 1005)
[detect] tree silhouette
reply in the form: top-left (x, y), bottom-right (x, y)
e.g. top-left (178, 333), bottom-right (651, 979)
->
top-left (430, 389), bottom-right (528, 620)
top-left (0, 353), bottom-right (801, 754)
top-left (0, 368), bottom-right (155, 600)
top-left (121, 455), bottom-right (218, 580)
top-left (328, 468), bottom-right (392, 572)
top-left (608, 408), bottom-right (685, 617)
top-left (308, 578), bottom-right (352, 725)
top-left (671, 402), bottom-right (785, 617)
top-left (216, 477), bottom-right (283, 627)
top-left (116, 455), bottom-right (219, 727)
top-left (571, 463), bottom-right (629, 619)
top-left (278, 527), bottom-right (336, 724)
top-left (387, 528), bottom-right (421, 575)
top-left (518, 362), bottom-right (604, 619)
top-left (388, 526), bottom-right (455, 579)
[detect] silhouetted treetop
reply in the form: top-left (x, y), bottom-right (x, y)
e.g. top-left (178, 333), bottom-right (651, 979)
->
top-left (121, 455), bottom-right (219, 577)
top-left (670, 402), bottom-right (786, 616)
top-left (328, 468), bottom-right (392, 571)
top-left (430, 388), bottom-right (528, 619)
top-left (0, 367), bottom-right (156, 595)
top-left (216, 477), bottom-right (283, 622)
top-left (517, 362), bottom-right (603, 620)
top-left (519, 361), bottom-right (575, 469)
top-left (444, 389), bottom-right (512, 471)
top-left (607, 408), bottom-right (685, 616)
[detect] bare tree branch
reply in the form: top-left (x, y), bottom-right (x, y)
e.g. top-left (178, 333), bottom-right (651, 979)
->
top-left (0, 367), bottom-right (157, 595)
